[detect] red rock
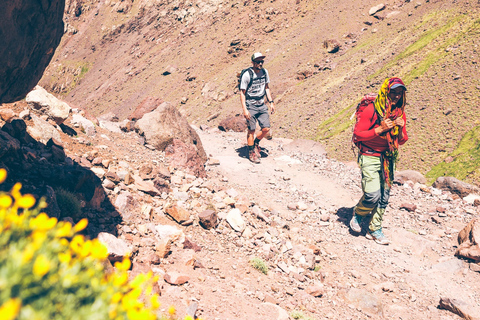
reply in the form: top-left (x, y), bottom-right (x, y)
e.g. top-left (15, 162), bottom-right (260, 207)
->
top-left (400, 203), bottom-right (417, 212)
top-left (306, 284), bottom-right (324, 297)
top-left (128, 96), bottom-right (163, 121)
top-left (184, 237), bottom-right (202, 252)
top-left (165, 204), bottom-right (190, 224)
top-left (218, 116), bottom-right (247, 132)
top-left (198, 209), bottom-right (217, 229)
top-left (164, 271), bottom-right (190, 285)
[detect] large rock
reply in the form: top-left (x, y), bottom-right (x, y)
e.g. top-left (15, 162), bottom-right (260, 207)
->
top-left (433, 177), bottom-right (479, 198)
top-left (369, 3), bottom-right (385, 15)
top-left (27, 114), bottom-right (62, 144)
top-left (129, 96), bottom-right (163, 121)
top-left (439, 297), bottom-right (480, 320)
top-left (97, 232), bottom-right (133, 263)
top-left (135, 102), bottom-right (207, 161)
top-left (218, 116), bottom-right (247, 132)
top-left (394, 170), bottom-right (426, 185)
top-left (0, 0), bottom-right (64, 103)
top-left (165, 139), bottom-right (206, 178)
top-left (71, 114), bottom-right (96, 136)
top-left (456, 218), bottom-right (480, 262)
top-left (26, 86), bottom-right (71, 124)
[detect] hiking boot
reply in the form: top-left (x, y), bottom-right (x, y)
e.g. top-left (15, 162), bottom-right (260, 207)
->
top-left (249, 150), bottom-right (260, 164)
top-left (254, 144), bottom-right (261, 158)
top-left (366, 229), bottom-right (390, 245)
top-left (349, 214), bottom-right (365, 233)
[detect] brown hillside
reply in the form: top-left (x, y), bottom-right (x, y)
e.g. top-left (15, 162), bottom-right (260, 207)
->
top-left (40, 0), bottom-right (480, 180)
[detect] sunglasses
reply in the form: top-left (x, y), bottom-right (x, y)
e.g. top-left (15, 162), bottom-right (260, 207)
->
top-left (253, 60), bottom-right (264, 64)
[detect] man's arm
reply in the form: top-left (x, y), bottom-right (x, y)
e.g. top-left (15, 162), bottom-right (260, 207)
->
top-left (240, 89), bottom-right (251, 120)
top-left (265, 84), bottom-right (275, 114)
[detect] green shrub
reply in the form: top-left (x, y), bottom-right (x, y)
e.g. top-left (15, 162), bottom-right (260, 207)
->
top-left (55, 188), bottom-right (82, 219)
top-left (250, 257), bottom-right (268, 275)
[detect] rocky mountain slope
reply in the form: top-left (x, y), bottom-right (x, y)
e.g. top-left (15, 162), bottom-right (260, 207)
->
top-left (38, 0), bottom-right (480, 185)
top-left (1, 98), bottom-right (480, 319)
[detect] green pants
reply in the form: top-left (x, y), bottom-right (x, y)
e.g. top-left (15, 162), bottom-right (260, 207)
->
top-left (354, 155), bottom-right (391, 232)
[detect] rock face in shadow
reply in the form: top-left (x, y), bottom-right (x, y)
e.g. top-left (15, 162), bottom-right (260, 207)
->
top-left (0, 0), bottom-right (65, 103)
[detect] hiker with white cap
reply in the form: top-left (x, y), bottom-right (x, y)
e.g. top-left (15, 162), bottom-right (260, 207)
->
top-left (239, 52), bottom-right (276, 163)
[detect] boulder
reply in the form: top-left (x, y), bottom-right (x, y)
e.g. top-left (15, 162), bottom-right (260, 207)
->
top-left (27, 114), bottom-right (62, 144)
top-left (165, 138), bottom-right (206, 178)
top-left (26, 86), bottom-right (71, 124)
top-left (0, 0), bottom-right (64, 103)
top-left (394, 170), bottom-right (426, 185)
top-left (456, 218), bottom-right (480, 262)
top-left (218, 116), bottom-right (247, 132)
top-left (71, 114), bottom-right (96, 136)
top-left (323, 39), bottom-right (341, 53)
top-left (369, 3), bottom-right (385, 15)
top-left (97, 232), bottom-right (133, 263)
top-left (439, 297), bottom-right (480, 320)
top-left (129, 96), bottom-right (163, 121)
top-left (198, 209), bottom-right (218, 229)
top-left (135, 102), bottom-right (207, 162)
top-left (433, 176), bottom-right (479, 198)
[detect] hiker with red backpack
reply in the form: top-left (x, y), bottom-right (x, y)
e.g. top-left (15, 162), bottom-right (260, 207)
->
top-left (350, 77), bottom-right (408, 245)
top-left (239, 52), bottom-right (276, 163)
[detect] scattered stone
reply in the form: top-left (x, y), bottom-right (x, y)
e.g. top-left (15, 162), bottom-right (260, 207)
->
top-left (198, 209), bottom-right (217, 229)
top-left (439, 297), bottom-right (480, 320)
top-left (164, 271), bottom-right (190, 285)
top-left (226, 208), bottom-right (246, 232)
top-left (400, 203), bottom-right (417, 212)
top-left (165, 204), bottom-right (190, 224)
top-left (97, 232), bottom-right (133, 263)
top-left (369, 4), bottom-right (386, 16)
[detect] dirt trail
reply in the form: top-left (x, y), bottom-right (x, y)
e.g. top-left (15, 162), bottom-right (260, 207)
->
top-left (189, 126), bottom-right (480, 320)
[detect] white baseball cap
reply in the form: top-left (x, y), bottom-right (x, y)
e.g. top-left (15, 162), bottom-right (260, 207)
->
top-left (251, 52), bottom-right (266, 61)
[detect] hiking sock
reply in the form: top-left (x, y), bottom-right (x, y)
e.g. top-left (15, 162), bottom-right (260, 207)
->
top-left (248, 145), bottom-right (255, 151)
top-left (254, 138), bottom-right (261, 146)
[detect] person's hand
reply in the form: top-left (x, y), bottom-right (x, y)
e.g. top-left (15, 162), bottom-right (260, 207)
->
top-left (244, 110), bottom-right (251, 121)
top-left (380, 119), bottom-right (394, 133)
top-left (394, 117), bottom-right (405, 127)
top-left (270, 102), bottom-right (276, 115)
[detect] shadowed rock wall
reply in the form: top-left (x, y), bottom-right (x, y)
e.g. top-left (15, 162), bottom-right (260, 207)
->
top-left (0, 0), bottom-right (65, 103)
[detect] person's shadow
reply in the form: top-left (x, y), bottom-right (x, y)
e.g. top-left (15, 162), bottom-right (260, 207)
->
top-left (336, 206), bottom-right (367, 236)
top-left (235, 145), bottom-right (269, 159)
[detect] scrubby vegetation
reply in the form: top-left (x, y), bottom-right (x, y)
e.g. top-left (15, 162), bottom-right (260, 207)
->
top-left (0, 169), bottom-right (191, 320)
top-left (250, 257), bottom-right (269, 275)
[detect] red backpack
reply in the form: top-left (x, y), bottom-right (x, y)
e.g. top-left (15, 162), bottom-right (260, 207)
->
top-left (351, 93), bottom-right (377, 150)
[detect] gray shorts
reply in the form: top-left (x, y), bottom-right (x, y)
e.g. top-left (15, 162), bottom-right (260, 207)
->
top-left (246, 104), bottom-right (270, 131)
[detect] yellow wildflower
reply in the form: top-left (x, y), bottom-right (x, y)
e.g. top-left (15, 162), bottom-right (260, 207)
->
top-left (55, 222), bottom-right (73, 238)
top-left (149, 294), bottom-right (160, 309)
top-left (58, 252), bottom-right (72, 264)
top-left (33, 254), bottom-right (50, 277)
top-left (0, 194), bottom-right (12, 208)
top-left (113, 273), bottom-right (128, 287)
top-left (114, 257), bottom-right (131, 271)
top-left (17, 194), bottom-right (36, 209)
top-left (70, 235), bottom-right (85, 253)
top-left (90, 239), bottom-right (108, 260)
top-left (111, 292), bottom-right (123, 304)
top-left (0, 168), bottom-right (7, 184)
top-left (29, 213), bottom-right (57, 231)
top-left (127, 308), bottom-right (156, 320)
top-left (30, 230), bottom-right (47, 249)
top-left (73, 218), bottom-right (88, 232)
top-left (168, 306), bottom-right (176, 315)
top-left (184, 316), bottom-right (194, 320)
top-left (0, 298), bottom-right (21, 320)
top-left (10, 182), bottom-right (22, 200)
top-left (21, 245), bottom-right (36, 264)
